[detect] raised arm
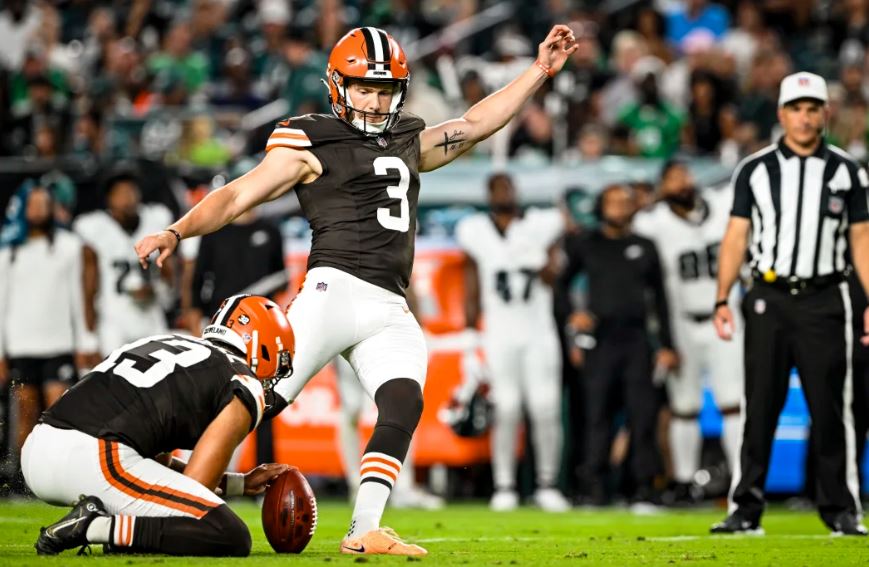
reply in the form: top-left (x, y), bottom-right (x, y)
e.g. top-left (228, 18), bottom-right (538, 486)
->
top-left (418, 25), bottom-right (577, 172)
top-left (135, 147), bottom-right (321, 268)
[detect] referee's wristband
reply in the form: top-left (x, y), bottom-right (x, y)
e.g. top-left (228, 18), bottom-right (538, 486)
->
top-left (714, 299), bottom-right (728, 311)
top-left (164, 228), bottom-right (182, 243)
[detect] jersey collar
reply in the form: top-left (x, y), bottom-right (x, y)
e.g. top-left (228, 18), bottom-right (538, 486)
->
top-left (777, 136), bottom-right (827, 160)
top-left (666, 197), bottom-right (709, 225)
top-left (487, 211), bottom-right (524, 238)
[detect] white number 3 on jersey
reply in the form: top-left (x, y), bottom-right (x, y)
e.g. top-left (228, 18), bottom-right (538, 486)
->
top-left (374, 156), bottom-right (410, 232)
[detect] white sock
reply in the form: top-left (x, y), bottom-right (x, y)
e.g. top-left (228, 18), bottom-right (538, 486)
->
top-left (348, 482), bottom-right (391, 538)
top-left (669, 417), bottom-right (702, 483)
top-left (85, 516), bottom-right (112, 544)
top-left (721, 414), bottom-right (741, 475)
top-left (492, 407), bottom-right (521, 491)
top-left (348, 452), bottom-right (402, 538)
top-left (530, 413), bottom-right (562, 488)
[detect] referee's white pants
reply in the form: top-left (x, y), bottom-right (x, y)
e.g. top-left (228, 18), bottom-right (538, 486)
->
top-left (274, 267), bottom-right (428, 403)
top-left (484, 328), bottom-right (563, 489)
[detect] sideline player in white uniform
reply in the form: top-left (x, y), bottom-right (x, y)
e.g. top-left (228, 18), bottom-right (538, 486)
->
top-left (136, 26), bottom-right (578, 555)
top-left (633, 160), bottom-right (743, 500)
top-left (74, 172), bottom-right (174, 355)
top-left (455, 173), bottom-right (569, 512)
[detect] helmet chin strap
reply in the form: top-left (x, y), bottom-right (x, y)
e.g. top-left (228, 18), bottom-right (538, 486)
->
top-left (352, 114), bottom-right (388, 134)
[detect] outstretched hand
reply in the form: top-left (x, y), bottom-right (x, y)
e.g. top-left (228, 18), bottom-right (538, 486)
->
top-left (536, 25), bottom-right (578, 74)
top-left (135, 231), bottom-right (178, 269)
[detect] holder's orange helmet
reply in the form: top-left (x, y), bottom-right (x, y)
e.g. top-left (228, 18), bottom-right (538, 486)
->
top-left (326, 27), bottom-right (410, 135)
top-left (203, 294), bottom-right (295, 382)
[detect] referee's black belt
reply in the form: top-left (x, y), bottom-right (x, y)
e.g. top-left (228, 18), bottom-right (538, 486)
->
top-left (752, 271), bottom-right (845, 296)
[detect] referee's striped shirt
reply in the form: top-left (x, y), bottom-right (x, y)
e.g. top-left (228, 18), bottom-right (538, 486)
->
top-left (731, 139), bottom-right (869, 278)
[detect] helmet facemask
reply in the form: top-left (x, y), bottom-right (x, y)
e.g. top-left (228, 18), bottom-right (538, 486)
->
top-left (328, 73), bottom-right (408, 135)
top-left (261, 348), bottom-right (293, 410)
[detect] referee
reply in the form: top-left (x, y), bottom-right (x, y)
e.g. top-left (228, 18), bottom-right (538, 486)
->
top-left (712, 72), bottom-right (869, 535)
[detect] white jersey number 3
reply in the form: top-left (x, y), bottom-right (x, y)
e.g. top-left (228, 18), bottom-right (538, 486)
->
top-left (374, 156), bottom-right (410, 232)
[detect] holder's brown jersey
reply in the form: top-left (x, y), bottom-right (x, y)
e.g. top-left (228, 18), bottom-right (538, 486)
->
top-left (266, 113), bottom-right (426, 296)
top-left (41, 335), bottom-right (264, 458)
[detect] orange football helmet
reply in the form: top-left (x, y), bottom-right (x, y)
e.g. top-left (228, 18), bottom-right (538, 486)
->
top-left (326, 27), bottom-right (410, 134)
top-left (203, 294), bottom-right (295, 382)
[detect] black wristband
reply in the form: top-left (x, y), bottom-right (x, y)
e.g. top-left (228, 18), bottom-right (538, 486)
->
top-left (714, 299), bottom-right (728, 310)
top-left (165, 228), bottom-right (182, 243)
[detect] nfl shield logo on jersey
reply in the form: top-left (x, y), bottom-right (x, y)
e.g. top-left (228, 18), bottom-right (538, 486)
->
top-left (828, 196), bottom-right (844, 215)
top-left (625, 244), bottom-right (644, 260)
top-left (316, 282), bottom-right (328, 292)
top-left (754, 299), bottom-right (766, 314)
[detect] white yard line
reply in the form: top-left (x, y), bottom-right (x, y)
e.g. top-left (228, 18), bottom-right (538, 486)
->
top-left (649, 534), bottom-right (836, 541)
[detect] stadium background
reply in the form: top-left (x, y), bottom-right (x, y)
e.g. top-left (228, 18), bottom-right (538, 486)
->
top-left (1, 0), bottom-right (869, 507)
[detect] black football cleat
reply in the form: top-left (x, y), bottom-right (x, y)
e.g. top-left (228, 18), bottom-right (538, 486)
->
top-left (827, 512), bottom-right (868, 536)
top-left (661, 482), bottom-right (701, 508)
top-left (710, 512), bottom-right (764, 535)
top-left (36, 495), bottom-right (108, 555)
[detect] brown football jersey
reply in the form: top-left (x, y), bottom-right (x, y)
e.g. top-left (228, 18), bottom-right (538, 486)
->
top-left (266, 112), bottom-right (426, 295)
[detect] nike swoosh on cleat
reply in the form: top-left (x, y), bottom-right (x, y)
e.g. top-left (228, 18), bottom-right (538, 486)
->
top-left (46, 516), bottom-right (88, 537)
top-left (342, 544), bottom-right (365, 553)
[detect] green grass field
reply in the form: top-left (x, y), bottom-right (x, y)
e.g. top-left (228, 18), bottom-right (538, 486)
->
top-left (0, 499), bottom-right (867, 566)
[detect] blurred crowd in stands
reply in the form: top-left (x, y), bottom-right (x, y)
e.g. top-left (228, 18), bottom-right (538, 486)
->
top-left (3, 0), bottom-right (869, 169)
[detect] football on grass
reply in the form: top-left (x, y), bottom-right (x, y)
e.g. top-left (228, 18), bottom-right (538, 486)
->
top-left (261, 466), bottom-right (317, 553)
